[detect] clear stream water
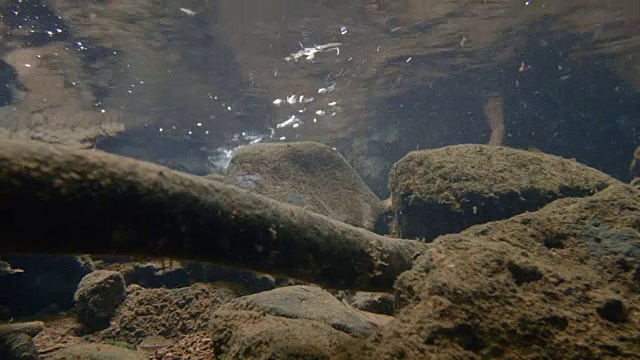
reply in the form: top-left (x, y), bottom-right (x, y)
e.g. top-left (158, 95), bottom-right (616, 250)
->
top-left (1, 0), bottom-right (639, 196)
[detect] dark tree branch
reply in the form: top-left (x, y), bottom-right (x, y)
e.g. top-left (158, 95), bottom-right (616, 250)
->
top-left (0, 139), bottom-right (425, 291)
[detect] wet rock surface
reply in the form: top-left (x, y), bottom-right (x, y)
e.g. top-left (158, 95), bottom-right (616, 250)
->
top-left (74, 271), bottom-right (126, 332)
top-left (0, 332), bottom-right (40, 360)
top-left (215, 285), bottom-right (378, 337)
top-left (212, 309), bottom-right (354, 360)
top-left (94, 257), bottom-right (283, 293)
top-left (46, 344), bottom-right (147, 360)
top-left (0, 322), bottom-right (43, 360)
top-left (210, 285), bottom-right (387, 359)
top-left (108, 261), bottom-right (190, 290)
top-left (390, 144), bottom-right (622, 241)
top-left (0, 136), bottom-right (638, 359)
top-left (98, 283), bottom-right (238, 345)
top-left (348, 291), bottom-right (395, 316)
top-left (225, 141), bottom-right (385, 231)
top-left (135, 335), bottom-right (172, 357)
top-left (343, 184), bottom-right (640, 359)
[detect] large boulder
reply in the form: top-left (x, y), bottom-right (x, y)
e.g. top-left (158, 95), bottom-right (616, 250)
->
top-left (389, 145), bottom-right (621, 241)
top-left (224, 141), bottom-right (385, 231)
top-left (342, 184), bottom-right (640, 359)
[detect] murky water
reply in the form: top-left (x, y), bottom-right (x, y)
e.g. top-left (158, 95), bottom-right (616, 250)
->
top-left (1, 0), bottom-right (639, 196)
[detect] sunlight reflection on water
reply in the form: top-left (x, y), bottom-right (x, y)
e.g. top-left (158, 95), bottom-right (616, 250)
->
top-left (1, 0), bottom-right (639, 194)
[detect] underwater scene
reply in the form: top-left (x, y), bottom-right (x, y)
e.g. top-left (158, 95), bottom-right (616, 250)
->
top-left (0, 0), bottom-right (639, 359)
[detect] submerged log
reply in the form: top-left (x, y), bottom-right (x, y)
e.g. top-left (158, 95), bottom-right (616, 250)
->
top-left (0, 139), bottom-right (425, 291)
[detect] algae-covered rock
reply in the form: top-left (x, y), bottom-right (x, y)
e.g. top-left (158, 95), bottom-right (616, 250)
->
top-left (389, 144), bottom-right (622, 241)
top-left (100, 283), bottom-right (238, 345)
top-left (210, 285), bottom-right (384, 359)
top-left (342, 184), bottom-right (640, 359)
top-left (74, 270), bottom-right (126, 331)
top-left (225, 141), bottom-right (384, 231)
top-left (212, 309), bottom-right (353, 360)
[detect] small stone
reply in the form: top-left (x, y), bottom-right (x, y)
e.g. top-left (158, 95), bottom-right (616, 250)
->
top-left (597, 299), bottom-right (629, 323)
top-left (350, 292), bottom-right (395, 315)
top-left (156, 349), bottom-right (168, 359)
top-left (74, 270), bottom-right (126, 331)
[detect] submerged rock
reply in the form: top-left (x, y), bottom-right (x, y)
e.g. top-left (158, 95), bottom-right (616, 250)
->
top-left (116, 262), bottom-right (189, 290)
top-left (136, 335), bottom-right (173, 358)
top-left (225, 141), bottom-right (384, 231)
top-left (0, 333), bottom-right (40, 360)
top-left (99, 283), bottom-right (238, 345)
top-left (74, 270), bottom-right (126, 331)
top-left (389, 144), bottom-right (621, 241)
top-left (210, 285), bottom-right (389, 359)
top-left (343, 184), bottom-right (640, 359)
top-left (0, 322), bottom-right (44, 338)
top-left (48, 344), bottom-right (147, 360)
top-left (348, 291), bottom-right (395, 316)
top-left (6, 137), bottom-right (638, 358)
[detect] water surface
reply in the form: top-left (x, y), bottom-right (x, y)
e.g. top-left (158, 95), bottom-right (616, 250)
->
top-left (1, 0), bottom-right (639, 196)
